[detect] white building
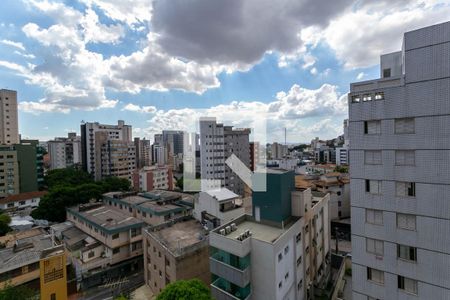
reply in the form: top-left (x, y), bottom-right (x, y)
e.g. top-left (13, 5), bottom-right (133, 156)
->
top-left (80, 120), bottom-right (135, 181)
top-left (0, 191), bottom-right (45, 212)
top-left (349, 22), bottom-right (450, 299)
top-left (200, 118), bottom-right (251, 196)
top-left (193, 188), bottom-right (245, 229)
top-left (0, 89), bottom-right (19, 145)
top-left (209, 170), bottom-right (330, 300)
top-left (48, 133), bottom-right (81, 170)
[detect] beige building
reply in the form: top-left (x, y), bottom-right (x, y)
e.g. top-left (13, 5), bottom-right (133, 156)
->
top-left (132, 165), bottom-right (174, 192)
top-left (0, 89), bottom-right (19, 145)
top-left (81, 120), bottom-right (135, 181)
top-left (143, 218), bottom-right (210, 294)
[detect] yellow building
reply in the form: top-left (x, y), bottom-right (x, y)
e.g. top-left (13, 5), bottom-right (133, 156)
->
top-left (40, 245), bottom-right (67, 300)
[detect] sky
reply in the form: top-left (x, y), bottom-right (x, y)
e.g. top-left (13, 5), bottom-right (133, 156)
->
top-left (0, 0), bottom-right (449, 143)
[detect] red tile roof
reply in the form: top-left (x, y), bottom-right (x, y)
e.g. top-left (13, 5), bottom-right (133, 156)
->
top-left (0, 191), bottom-right (47, 204)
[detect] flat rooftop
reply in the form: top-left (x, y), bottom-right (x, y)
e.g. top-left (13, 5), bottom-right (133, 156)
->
top-left (149, 219), bottom-right (207, 255)
top-left (138, 201), bottom-right (183, 215)
top-left (205, 188), bottom-right (239, 202)
top-left (224, 218), bottom-right (296, 244)
top-left (68, 205), bottom-right (144, 232)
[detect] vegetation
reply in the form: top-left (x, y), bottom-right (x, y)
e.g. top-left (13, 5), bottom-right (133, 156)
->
top-left (31, 167), bottom-right (131, 222)
top-left (334, 165), bottom-right (349, 173)
top-left (156, 279), bottom-right (212, 300)
top-left (345, 268), bottom-right (352, 276)
top-left (289, 144), bottom-right (309, 152)
top-left (0, 283), bottom-right (36, 300)
top-left (0, 213), bottom-right (11, 236)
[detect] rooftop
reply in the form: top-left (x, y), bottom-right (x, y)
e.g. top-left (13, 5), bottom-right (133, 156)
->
top-left (0, 229), bottom-right (54, 273)
top-left (217, 215), bottom-right (298, 244)
top-left (0, 191), bottom-right (47, 204)
top-left (148, 219), bottom-right (207, 256)
top-left (205, 188), bottom-right (239, 202)
top-left (68, 204), bottom-right (144, 233)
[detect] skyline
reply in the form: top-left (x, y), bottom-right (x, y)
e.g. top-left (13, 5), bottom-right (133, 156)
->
top-left (0, 0), bottom-right (449, 142)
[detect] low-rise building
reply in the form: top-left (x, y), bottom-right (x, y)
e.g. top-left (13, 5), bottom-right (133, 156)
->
top-left (296, 173), bottom-right (350, 220)
top-left (193, 188), bottom-right (244, 229)
top-left (132, 165), bottom-right (174, 192)
top-left (0, 191), bottom-right (46, 212)
top-left (209, 169), bottom-right (331, 300)
top-left (143, 218), bottom-right (210, 294)
top-left (65, 203), bottom-right (145, 287)
top-left (0, 227), bottom-right (56, 287)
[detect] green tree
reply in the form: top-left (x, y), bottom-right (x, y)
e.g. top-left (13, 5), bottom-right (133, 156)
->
top-left (31, 167), bottom-right (131, 222)
top-left (334, 165), bottom-right (349, 173)
top-left (0, 283), bottom-right (35, 300)
top-left (156, 279), bottom-right (212, 300)
top-left (0, 214), bottom-right (11, 236)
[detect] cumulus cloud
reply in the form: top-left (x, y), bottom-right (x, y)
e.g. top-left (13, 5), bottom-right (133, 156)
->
top-left (122, 103), bottom-right (157, 113)
top-left (137, 83), bottom-right (347, 141)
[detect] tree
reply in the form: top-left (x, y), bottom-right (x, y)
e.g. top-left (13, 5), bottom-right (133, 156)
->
top-left (334, 165), bottom-right (349, 173)
top-left (31, 167), bottom-right (131, 222)
top-left (156, 279), bottom-right (212, 300)
top-left (0, 283), bottom-right (35, 300)
top-left (0, 214), bottom-right (11, 236)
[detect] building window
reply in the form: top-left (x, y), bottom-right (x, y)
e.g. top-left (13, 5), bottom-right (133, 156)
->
top-left (113, 248), bottom-right (120, 254)
top-left (374, 92), bottom-right (384, 100)
top-left (296, 233), bottom-right (301, 243)
top-left (365, 180), bottom-right (382, 194)
top-left (395, 182), bottom-right (415, 197)
top-left (367, 267), bottom-right (384, 284)
top-left (278, 281), bottom-right (282, 289)
top-left (51, 293), bottom-right (56, 300)
top-left (297, 256), bottom-right (302, 266)
top-left (364, 150), bottom-right (382, 165)
top-left (297, 280), bottom-right (302, 290)
top-left (366, 209), bottom-right (383, 225)
top-left (366, 238), bottom-right (384, 256)
top-left (285, 272), bottom-right (289, 280)
top-left (112, 233), bottom-right (119, 239)
top-left (362, 94), bottom-right (372, 102)
top-left (351, 95), bottom-right (361, 103)
top-left (383, 68), bottom-right (391, 78)
top-left (395, 150), bottom-right (415, 166)
top-left (398, 276), bottom-right (418, 294)
top-left (397, 213), bottom-right (416, 231)
top-left (364, 120), bottom-right (381, 135)
top-left (88, 251), bottom-right (95, 258)
top-left (397, 244), bottom-right (417, 262)
top-left (395, 118), bottom-right (415, 134)
top-left (284, 246), bottom-right (289, 254)
top-left (278, 253), bottom-right (282, 262)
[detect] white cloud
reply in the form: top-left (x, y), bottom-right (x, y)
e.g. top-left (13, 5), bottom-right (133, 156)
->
top-left (356, 72), bottom-right (365, 80)
top-left (122, 103), bottom-right (157, 113)
top-left (316, 1), bottom-right (450, 68)
top-left (310, 67), bottom-right (318, 75)
top-left (1, 39), bottom-right (26, 51)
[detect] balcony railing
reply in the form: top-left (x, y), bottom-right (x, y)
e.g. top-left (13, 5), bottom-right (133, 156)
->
top-left (211, 277), bottom-right (251, 300)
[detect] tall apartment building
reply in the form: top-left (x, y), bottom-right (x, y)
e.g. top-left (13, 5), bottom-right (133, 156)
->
top-left (162, 130), bottom-right (184, 156)
top-left (80, 120), bottom-right (135, 181)
top-left (200, 118), bottom-right (251, 196)
top-left (134, 137), bottom-right (152, 169)
top-left (270, 142), bottom-right (288, 159)
top-left (48, 133), bottom-right (82, 170)
top-left (349, 22), bottom-right (450, 299)
top-left (209, 169), bottom-right (330, 300)
top-left (0, 89), bottom-right (19, 145)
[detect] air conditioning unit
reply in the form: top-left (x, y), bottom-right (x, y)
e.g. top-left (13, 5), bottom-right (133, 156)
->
top-left (231, 223), bottom-right (237, 231)
top-left (219, 229), bottom-right (226, 235)
top-left (225, 226), bottom-right (231, 234)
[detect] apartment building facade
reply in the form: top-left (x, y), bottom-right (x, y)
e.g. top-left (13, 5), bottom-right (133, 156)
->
top-left (134, 137), bottom-right (152, 169)
top-left (132, 165), bottom-right (174, 192)
top-left (200, 118), bottom-right (251, 196)
top-left (48, 133), bottom-right (82, 170)
top-left (143, 218), bottom-right (210, 294)
top-left (0, 89), bottom-right (19, 145)
top-left (349, 22), bottom-right (450, 299)
top-left (209, 169), bottom-right (330, 300)
top-left (80, 120), bottom-right (135, 181)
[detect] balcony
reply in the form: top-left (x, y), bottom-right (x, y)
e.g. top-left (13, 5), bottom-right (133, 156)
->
top-left (211, 277), bottom-right (251, 300)
top-left (210, 252), bottom-right (250, 287)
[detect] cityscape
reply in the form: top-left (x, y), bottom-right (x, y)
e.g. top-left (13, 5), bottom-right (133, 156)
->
top-left (0, 1), bottom-right (449, 300)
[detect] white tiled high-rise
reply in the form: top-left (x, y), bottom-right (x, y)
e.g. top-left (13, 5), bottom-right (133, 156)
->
top-left (349, 22), bottom-right (450, 299)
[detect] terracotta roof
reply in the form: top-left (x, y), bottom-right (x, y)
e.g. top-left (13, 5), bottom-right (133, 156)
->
top-left (0, 191), bottom-right (47, 204)
top-left (324, 172), bottom-right (341, 177)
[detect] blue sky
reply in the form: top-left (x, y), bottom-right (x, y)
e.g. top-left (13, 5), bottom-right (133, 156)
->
top-left (0, 0), bottom-right (449, 142)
